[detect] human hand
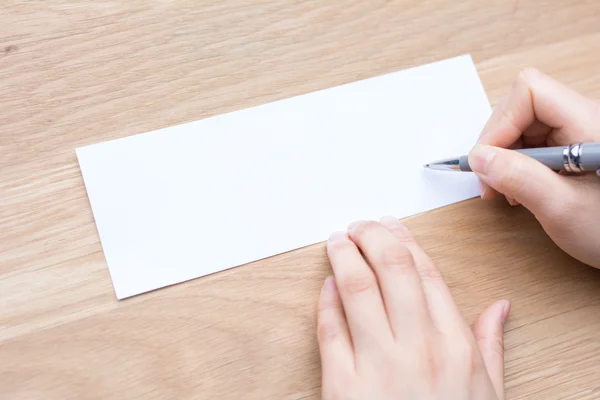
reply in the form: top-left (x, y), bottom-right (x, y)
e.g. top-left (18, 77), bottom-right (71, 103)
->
top-left (317, 217), bottom-right (510, 400)
top-left (469, 68), bottom-right (600, 268)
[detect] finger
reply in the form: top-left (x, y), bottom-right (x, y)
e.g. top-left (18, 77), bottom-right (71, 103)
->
top-left (378, 217), bottom-right (465, 334)
top-left (479, 68), bottom-right (600, 148)
top-left (505, 196), bottom-right (520, 207)
top-left (326, 232), bottom-right (393, 351)
top-left (481, 137), bottom-right (524, 201)
top-left (473, 300), bottom-right (511, 400)
top-left (521, 120), bottom-right (551, 147)
top-left (478, 179), bottom-right (495, 201)
top-left (468, 144), bottom-right (571, 218)
top-left (478, 95), bottom-right (509, 143)
top-left (477, 96), bottom-right (509, 200)
top-left (317, 276), bottom-right (354, 379)
top-left (346, 220), bottom-right (432, 339)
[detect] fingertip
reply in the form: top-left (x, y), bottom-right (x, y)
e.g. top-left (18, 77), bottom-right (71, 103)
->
top-left (379, 216), bottom-right (415, 244)
top-left (505, 196), bottom-right (520, 207)
top-left (518, 67), bottom-right (542, 85)
top-left (479, 180), bottom-right (487, 199)
top-left (346, 220), bottom-right (366, 235)
top-left (474, 300), bottom-right (509, 335)
top-left (379, 215), bottom-right (397, 224)
top-left (328, 231), bottom-right (349, 243)
top-left (327, 231), bottom-right (351, 253)
top-left (478, 181), bottom-right (500, 201)
top-left (468, 144), bottom-right (497, 175)
top-left (379, 215), bottom-right (407, 231)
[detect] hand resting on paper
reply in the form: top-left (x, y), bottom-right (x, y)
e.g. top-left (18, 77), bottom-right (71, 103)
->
top-left (317, 217), bottom-right (509, 400)
top-left (469, 68), bottom-right (600, 269)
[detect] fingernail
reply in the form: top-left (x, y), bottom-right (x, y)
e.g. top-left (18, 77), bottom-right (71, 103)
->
top-left (478, 180), bottom-right (487, 199)
top-left (347, 220), bottom-right (365, 233)
top-left (501, 301), bottom-right (511, 325)
top-left (506, 197), bottom-right (518, 206)
top-left (380, 215), bottom-right (399, 225)
top-left (468, 144), bottom-right (497, 174)
top-left (380, 216), bottom-right (409, 231)
top-left (328, 231), bottom-right (348, 242)
top-left (322, 276), bottom-right (336, 293)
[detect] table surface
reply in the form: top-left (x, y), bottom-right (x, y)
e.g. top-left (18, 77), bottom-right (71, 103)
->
top-left (2, 1), bottom-right (600, 399)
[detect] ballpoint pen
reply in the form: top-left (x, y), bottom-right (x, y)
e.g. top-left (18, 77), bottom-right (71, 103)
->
top-left (424, 143), bottom-right (600, 176)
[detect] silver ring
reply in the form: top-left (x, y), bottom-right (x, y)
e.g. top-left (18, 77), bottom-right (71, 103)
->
top-left (563, 143), bottom-right (584, 173)
top-left (571, 143), bottom-right (584, 172)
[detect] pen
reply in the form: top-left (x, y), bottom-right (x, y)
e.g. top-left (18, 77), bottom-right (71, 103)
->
top-left (424, 143), bottom-right (600, 176)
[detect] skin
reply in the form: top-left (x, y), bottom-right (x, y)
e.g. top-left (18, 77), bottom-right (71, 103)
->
top-left (317, 70), bottom-right (600, 399)
top-left (318, 218), bottom-right (508, 400)
top-left (470, 68), bottom-right (600, 269)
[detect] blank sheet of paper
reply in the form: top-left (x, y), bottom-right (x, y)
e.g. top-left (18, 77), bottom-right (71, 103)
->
top-left (77, 55), bottom-right (490, 299)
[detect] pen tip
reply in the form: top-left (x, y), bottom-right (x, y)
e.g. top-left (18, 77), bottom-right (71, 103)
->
top-left (423, 164), bottom-right (430, 168)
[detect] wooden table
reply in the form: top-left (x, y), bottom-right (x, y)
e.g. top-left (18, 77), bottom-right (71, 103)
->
top-left (2, 1), bottom-right (600, 399)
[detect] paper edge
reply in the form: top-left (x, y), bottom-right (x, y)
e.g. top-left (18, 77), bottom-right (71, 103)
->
top-left (75, 54), bottom-right (477, 152)
top-left (75, 53), bottom-right (489, 300)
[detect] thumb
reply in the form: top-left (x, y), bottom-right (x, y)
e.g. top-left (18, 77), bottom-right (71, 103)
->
top-left (473, 300), bottom-right (511, 400)
top-left (468, 145), bottom-right (570, 217)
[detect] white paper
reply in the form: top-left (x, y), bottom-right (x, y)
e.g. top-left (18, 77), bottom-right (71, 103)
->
top-left (77, 55), bottom-right (490, 299)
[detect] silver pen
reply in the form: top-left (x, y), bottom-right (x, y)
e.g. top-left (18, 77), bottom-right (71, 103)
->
top-left (425, 143), bottom-right (600, 176)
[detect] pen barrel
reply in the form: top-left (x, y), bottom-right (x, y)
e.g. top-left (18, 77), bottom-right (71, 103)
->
top-left (459, 143), bottom-right (600, 172)
top-left (514, 146), bottom-right (565, 171)
top-left (579, 142), bottom-right (600, 171)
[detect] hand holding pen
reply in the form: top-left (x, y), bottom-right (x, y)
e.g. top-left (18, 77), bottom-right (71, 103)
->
top-left (426, 143), bottom-right (600, 175)
top-left (429, 68), bottom-right (600, 269)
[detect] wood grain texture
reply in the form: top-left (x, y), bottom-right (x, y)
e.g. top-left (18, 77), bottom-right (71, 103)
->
top-left (2, 1), bottom-right (600, 399)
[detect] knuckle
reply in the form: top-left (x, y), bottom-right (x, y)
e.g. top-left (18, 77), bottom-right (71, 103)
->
top-left (317, 319), bottom-right (341, 343)
top-left (517, 67), bottom-right (539, 82)
top-left (450, 336), bottom-right (480, 372)
top-left (339, 272), bottom-right (377, 296)
top-left (389, 225), bottom-right (415, 244)
top-left (415, 343), bottom-right (441, 382)
top-left (418, 259), bottom-right (443, 282)
top-left (317, 295), bottom-right (338, 314)
top-left (380, 244), bottom-right (415, 272)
